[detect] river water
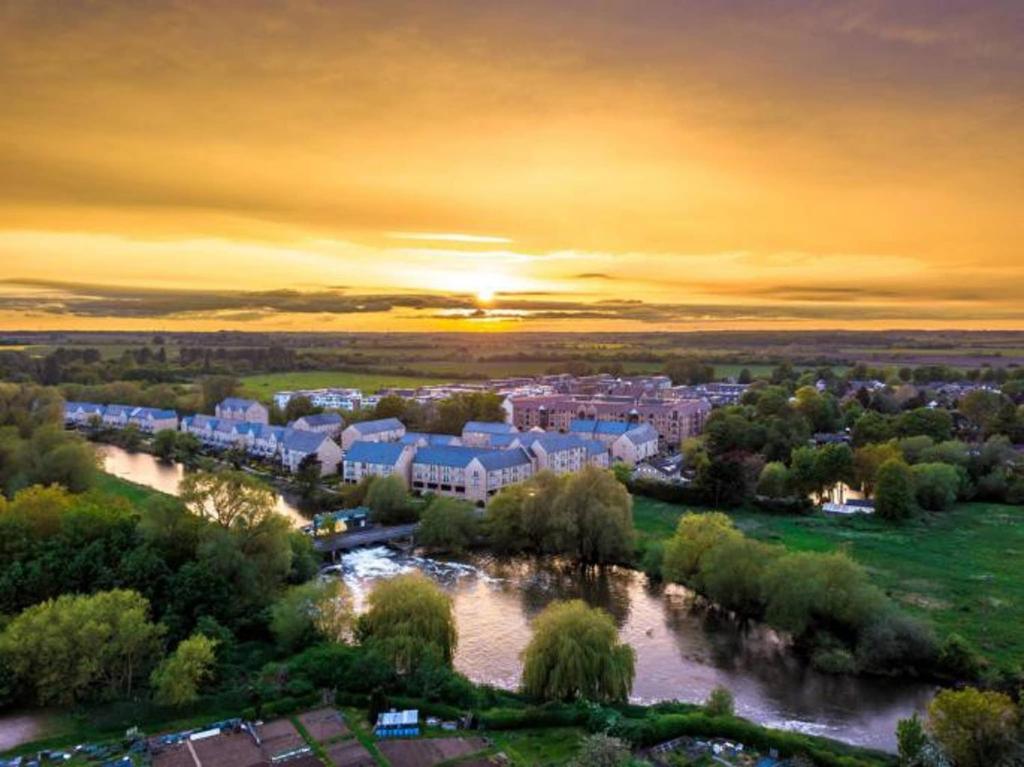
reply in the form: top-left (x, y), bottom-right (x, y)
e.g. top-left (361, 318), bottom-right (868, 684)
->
top-left (98, 444), bottom-right (310, 526)
top-left (99, 445), bottom-right (933, 752)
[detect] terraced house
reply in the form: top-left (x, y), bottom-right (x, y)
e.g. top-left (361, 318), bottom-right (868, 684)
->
top-left (215, 397), bottom-right (270, 424)
top-left (342, 441), bottom-right (415, 485)
top-left (460, 420), bottom-right (519, 448)
top-left (340, 417), bottom-right (406, 450)
top-left (411, 445), bottom-right (534, 504)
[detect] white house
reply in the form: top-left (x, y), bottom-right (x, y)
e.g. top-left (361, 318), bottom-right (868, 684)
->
top-left (101, 404), bottom-right (136, 429)
top-left (215, 398), bottom-right (269, 424)
top-left (610, 423), bottom-right (660, 465)
top-left (342, 441), bottom-right (415, 485)
top-left (340, 417), bottom-right (406, 450)
top-left (63, 401), bottom-right (106, 426)
top-left (521, 433), bottom-right (589, 474)
top-left (127, 407), bottom-right (178, 434)
top-left (280, 429), bottom-right (342, 476)
top-left (291, 412), bottom-right (344, 438)
top-left (411, 445), bottom-right (533, 504)
top-left (461, 420), bottom-right (519, 448)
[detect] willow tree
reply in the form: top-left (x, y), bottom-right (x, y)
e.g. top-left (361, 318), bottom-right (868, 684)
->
top-left (357, 572), bottom-right (456, 673)
top-left (521, 600), bottom-right (634, 703)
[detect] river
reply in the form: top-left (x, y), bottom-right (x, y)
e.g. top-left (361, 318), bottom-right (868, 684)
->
top-left (98, 444), bottom-right (311, 527)
top-left (99, 445), bottom-right (933, 752)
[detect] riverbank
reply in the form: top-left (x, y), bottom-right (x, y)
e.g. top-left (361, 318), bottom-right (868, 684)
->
top-left (633, 496), bottom-right (1024, 675)
top-left (2, 679), bottom-right (897, 767)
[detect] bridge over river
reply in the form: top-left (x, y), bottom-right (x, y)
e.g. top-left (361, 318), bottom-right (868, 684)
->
top-left (312, 523), bottom-right (419, 559)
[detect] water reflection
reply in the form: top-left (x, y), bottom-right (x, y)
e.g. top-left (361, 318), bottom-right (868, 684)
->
top-left (98, 444), bottom-right (310, 527)
top-left (96, 445), bottom-right (934, 753)
top-left (332, 547), bottom-right (934, 753)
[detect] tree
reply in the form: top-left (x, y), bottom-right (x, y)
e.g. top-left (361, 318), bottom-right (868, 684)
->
top-left (200, 375), bottom-right (240, 413)
top-left (911, 463), bottom-right (960, 511)
top-left (704, 685), bottom-right (735, 717)
top-left (927, 687), bottom-right (1020, 767)
top-left (357, 573), bottom-right (456, 672)
top-left (662, 513), bottom-right (740, 584)
top-left (570, 734), bottom-right (632, 767)
top-left (0, 589), bottom-right (164, 705)
top-left (153, 429), bottom-right (179, 461)
top-left (896, 713), bottom-right (929, 767)
top-left (664, 357), bottom-right (714, 385)
top-left (295, 454), bottom-right (323, 501)
top-left (520, 600), bottom-right (634, 703)
top-left (852, 411), bottom-right (894, 447)
top-left (150, 633), bottom-right (218, 706)
top-left (284, 395), bottom-right (322, 423)
top-left (271, 579), bottom-right (354, 651)
top-left (853, 442), bottom-right (902, 496)
top-left (179, 470), bottom-right (278, 529)
top-left (418, 497), bottom-right (479, 553)
top-left (365, 474), bottom-right (414, 524)
top-left (555, 466), bottom-right (634, 564)
top-left (816, 443), bottom-right (854, 493)
top-left (875, 459), bottom-right (916, 520)
top-left (896, 408), bottom-right (953, 442)
top-left (756, 461), bottom-right (791, 498)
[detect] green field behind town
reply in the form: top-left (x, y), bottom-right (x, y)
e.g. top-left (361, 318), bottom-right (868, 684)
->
top-left (634, 497), bottom-right (1024, 674)
top-left (241, 371), bottom-right (451, 400)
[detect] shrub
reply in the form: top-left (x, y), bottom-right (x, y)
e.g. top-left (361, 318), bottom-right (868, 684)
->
top-left (704, 686), bottom-right (735, 717)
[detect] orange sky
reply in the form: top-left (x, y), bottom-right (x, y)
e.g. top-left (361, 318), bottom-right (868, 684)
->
top-left (1, 1), bottom-right (1022, 331)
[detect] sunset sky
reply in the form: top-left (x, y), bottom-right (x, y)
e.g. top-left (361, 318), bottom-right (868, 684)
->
top-left (1, 0), bottom-right (1022, 331)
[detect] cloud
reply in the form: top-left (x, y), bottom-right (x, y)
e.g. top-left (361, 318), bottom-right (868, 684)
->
top-left (6, 278), bottom-right (1024, 328)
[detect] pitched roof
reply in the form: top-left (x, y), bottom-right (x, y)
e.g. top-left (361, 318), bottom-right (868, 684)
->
top-left (297, 412), bottom-right (344, 427)
top-left (475, 447), bottom-right (533, 470)
top-left (487, 433), bottom-right (522, 448)
top-left (525, 433), bottom-right (587, 453)
top-left (581, 439), bottom-right (608, 456)
top-left (65, 401), bottom-right (104, 413)
top-left (350, 417), bottom-right (404, 434)
top-left (413, 445), bottom-right (483, 468)
top-left (131, 407), bottom-right (177, 420)
top-left (624, 423), bottom-right (659, 444)
top-left (570, 419), bottom-right (631, 436)
top-left (462, 421), bottom-right (517, 435)
top-left (281, 429), bottom-right (332, 452)
top-left (219, 397), bottom-right (261, 410)
top-left (345, 441), bottom-right (407, 465)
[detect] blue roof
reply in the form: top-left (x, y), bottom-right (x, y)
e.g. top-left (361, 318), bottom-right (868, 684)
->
top-left (463, 421), bottom-right (517, 435)
top-left (526, 433), bottom-right (587, 452)
top-left (414, 445), bottom-right (532, 470)
top-left (414, 445), bottom-right (483, 468)
top-left (488, 433), bottom-right (521, 447)
top-left (351, 417), bottom-right (404, 434)
top-left (219, 397), bottom-right (261, 409)
top-left (297, 412), bottom-right (343, 426)
top-left (345, 441), bottom-right (407, 465)
top-left (281, 429), bottom-right (331, 452)
top-left (570, 419), bottom-right (631, 436)
top-left (132, 407), bottom-right (177, 420)
top-left (65, 401), bottom-right (104, 412)
top-left (624, 423), bottom-right (659, 444)
top-left (104, 404), bottom-right (135, 417)
top-left (581, 439), bottom-right (608, 456)
top-left (475, 447), bottom-right (533, 470)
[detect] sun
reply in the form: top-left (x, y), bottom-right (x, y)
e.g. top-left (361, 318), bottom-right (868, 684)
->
top-left (476, 287), bottom-right (495, 303)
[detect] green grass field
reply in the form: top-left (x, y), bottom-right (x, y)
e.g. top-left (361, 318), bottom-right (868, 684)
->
top-left (632, 496), bottom-right (1024, 672)
top-left (240, 370), bottom-right (450, 401)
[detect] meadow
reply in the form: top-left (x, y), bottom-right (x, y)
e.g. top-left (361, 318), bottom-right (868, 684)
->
top-left (240, 370), bottom-right (450, 400)
top-left (633, 496), bottom-right (1024, 673)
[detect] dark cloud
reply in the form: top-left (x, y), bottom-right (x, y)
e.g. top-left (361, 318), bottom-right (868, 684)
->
top-left (5, 279), bottom-right (1018, 327)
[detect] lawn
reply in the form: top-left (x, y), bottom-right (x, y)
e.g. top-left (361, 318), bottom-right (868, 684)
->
top-left (92, 471), bottom-right (172, 504)
top-left (631, 496), bottom-right (1024, 673)
top-left (240, 370), bottom-right (451, 401)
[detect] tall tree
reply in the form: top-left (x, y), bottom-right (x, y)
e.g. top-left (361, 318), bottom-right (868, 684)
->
top-left (521, 600), bottom-right (635, 703)
top-left (150, 633), bottom-right (218, 706)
